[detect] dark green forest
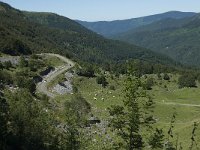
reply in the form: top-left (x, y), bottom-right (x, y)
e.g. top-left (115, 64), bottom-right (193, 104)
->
top-left (0, 2), bottom-right (177, 68)
top-left (1, 1), bottom-right (200, 150)
top-left (113, 13), bottom-right (200, 66)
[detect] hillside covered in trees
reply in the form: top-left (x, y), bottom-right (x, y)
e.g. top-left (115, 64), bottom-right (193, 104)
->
top-left (77, 11), bottom-right (196, 37)
top-left (1, 1), bottom-right (200, 150)
top-left (113, 13), bottom-right (200, 66)
top-left (0, 2), bottom-right (179, 68)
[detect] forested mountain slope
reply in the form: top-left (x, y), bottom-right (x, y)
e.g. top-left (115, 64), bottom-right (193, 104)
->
top-left (0, 2), bottom-right (176, 67)
top-left (113, 14), bottom-right (200, 66)
top-left (77, 11), bottom-right (196, 37)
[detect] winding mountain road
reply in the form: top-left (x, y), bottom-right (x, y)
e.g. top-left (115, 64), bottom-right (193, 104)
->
top-left (37, 54), bottom-right (200, 107)
top-left (36, 53), bottom-right (75, 98)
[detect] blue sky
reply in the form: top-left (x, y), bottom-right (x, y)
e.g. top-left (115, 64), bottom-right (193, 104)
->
top-left (1, 0), bottom-right (200, 21)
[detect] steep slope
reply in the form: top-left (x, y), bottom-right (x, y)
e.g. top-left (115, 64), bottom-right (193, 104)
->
top-left (77, 11), bottom-right (196, 37)
top-left (23, 11), bottom-right (92, 34)
top-left (0, 2), bottom-right (177, 67)
top-left (113, 14), bottom-right (200, 66)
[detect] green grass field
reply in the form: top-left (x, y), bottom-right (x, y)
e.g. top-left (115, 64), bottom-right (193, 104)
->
top-left (50, 68), bottom-right (200, 149)
top-left (72, 74), bottom-right (200, 149)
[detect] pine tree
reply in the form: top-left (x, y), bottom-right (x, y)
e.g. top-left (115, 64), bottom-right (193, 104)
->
top-left (64, 94), bottom-right (90, 149)
top-left (189, 122), bottom-right (199, 150)
top-left (108, 74), bottom-right (155, 149)
top-left (0, 96), bottom-right (9, 150)
top-left (19, 55), bottom-right (28, 68)
top-left (149, 128), bottom-right (165, 149)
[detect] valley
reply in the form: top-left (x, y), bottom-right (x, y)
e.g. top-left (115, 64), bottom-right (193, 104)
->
top-left (1, 1), bottom-right (200, 150)
top-left (24, 54), bottom-right (200, 149)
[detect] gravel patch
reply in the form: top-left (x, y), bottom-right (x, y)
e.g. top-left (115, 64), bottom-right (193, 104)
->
top-left (65, 72), bottom-right (73, 78)
top-left (0, 56), bottom-right (19, 65)
top-left (52, 71), bottom-right (74, 95)
top-left (52, 80), bottom-right (73, 94)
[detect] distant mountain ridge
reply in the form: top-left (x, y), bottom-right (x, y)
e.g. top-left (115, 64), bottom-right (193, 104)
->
top-left (113, 13), bottom-right (200, 66)
top-left (77, 11), bottom-right (196, 37)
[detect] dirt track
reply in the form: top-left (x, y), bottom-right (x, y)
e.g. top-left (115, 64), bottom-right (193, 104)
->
top-left (36, 53), bottom-right (74, 98)
top-left (156, 101), bottom-right (200, 107)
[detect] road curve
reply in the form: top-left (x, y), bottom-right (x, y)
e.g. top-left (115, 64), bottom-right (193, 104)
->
top-left (36, 53), bottom-right (75, 98)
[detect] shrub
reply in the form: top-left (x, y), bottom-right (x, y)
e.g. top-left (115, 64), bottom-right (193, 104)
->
top-left (0, 70), bottom-right (13, 85)
top-left (19, 55), bottom-right (28, 68)
top-left (1, 39), bottom-right (31, 55)
top-left (157, 73), bottom-right (161, 80)
top-left (3, 61), bottom-right (12, 70)
top-left (163, 73), bottom-right (170, 80)
top-left (96, 75), bottom-right (108, 87)
top-left (178, 74), bottom-right (196, 88)
top-left (73, 86), bottom-right (78, 93)
top-left (76, 66), bottom-right (95, 77)
top-left (144, 78), bottom-right (154, 90)
top-left (109, 85), bottom-right (115, 90)
top-left (0, 62), bottom-right (4, 70)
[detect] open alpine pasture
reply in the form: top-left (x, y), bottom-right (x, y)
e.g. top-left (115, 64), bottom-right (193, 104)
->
top-left (1, 1), bottom-right (200, 149)
top-left (47, 56), bottom-right (200, 149)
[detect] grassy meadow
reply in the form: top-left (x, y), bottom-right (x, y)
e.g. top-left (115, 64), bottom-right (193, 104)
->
top-left (44, 56), bottom-right (200, 149)
top-left (51, 71), bottom-right (200, 149)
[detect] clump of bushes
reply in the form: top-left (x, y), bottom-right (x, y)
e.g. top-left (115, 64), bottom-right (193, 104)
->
top-left (96, 75), bottom-right (108, 87)
top-left (163, 73), bottom-right (170, 81)
top-left (76, 66), bottom-right (95, 77)
top-left (144, 78), bottom-right (154, 90)
top-left (178, 74), bottom-right (196, 88)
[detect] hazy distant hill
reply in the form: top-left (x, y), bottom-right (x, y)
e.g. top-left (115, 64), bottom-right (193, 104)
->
top-left (77, 11), bottom-right (196, 37)
top-left (0, 2), bottom-right (176, 67)
top-left (113, 14), bottom-right (200, 66)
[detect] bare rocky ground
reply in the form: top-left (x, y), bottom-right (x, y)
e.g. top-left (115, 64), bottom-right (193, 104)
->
top-left (52, 72), bottom-right (74, 95)
top-left (0, 56), bottom-right (30, 65)
top-left (36, 53), bottom-right (75, 98)
top-left (0, 56), bottom-right (19, 65)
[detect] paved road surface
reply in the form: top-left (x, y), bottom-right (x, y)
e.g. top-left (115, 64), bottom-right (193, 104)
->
top-left (37, 53), bottom-right (75, 98)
